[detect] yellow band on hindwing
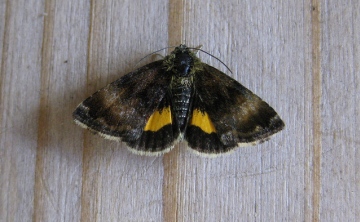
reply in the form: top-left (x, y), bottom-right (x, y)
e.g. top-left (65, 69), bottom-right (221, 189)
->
top-left (144, 106), bottom-right (172, 131)
top-left (190, 109), bottom-right (216, 134)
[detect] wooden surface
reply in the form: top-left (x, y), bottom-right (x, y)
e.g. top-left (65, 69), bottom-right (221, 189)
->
top-left (0, 0), bottom-right (359, 221)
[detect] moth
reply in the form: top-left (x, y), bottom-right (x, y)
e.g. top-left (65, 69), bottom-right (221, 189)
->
top-left (73, 45), bottom-right (284, 155)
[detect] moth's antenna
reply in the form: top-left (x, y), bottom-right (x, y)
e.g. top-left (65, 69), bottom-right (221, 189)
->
top-left (188, 47), bottom-right (233, 75)
top-left (134, 46), bottom-right (177, 69)
top-left (192, 45), bottom-right (203, 55)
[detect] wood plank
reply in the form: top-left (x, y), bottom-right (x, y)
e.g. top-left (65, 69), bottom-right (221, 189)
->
top-left (0, 0), bottom-right (43, 221)
top-left (306, 1), bottom-right (322, 221)
top-left (33, 0), bottom-right (90, 221)
top-left (320, 1), bottom-right (360, 221)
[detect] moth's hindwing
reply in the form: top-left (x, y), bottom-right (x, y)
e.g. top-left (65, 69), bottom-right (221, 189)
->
top-left (185, 64), bottom-right (285, 154)
top-left (73, 61), bottom-right (179, 155)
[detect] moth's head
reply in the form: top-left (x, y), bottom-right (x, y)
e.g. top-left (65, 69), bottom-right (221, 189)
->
top-left (163, 45), bottom-right (202, 76)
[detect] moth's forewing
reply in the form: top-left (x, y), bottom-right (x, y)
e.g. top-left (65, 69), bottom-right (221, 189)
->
top-left (73, 61), bottom-right (180, 155)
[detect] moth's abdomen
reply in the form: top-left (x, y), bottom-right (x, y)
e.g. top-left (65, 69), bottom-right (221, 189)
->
top-left (171, 78), bottom-right (193, 132)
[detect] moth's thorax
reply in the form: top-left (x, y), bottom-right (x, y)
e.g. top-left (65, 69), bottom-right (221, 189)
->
top-left (163, 45), bottom-right (202, 77)
top-left (170, 75), bottom-right (194, 133)
top-left (173, 52), bottom-right (193, 76)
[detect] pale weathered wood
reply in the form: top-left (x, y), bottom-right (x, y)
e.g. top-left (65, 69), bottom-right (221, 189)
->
top-left (33, 0), bottom-right (90, 221)
top-left (0, 0), bottom-right (43, 221)
top-left (1, 0), bottom-right (359, 221)
top-left (320, 1), bottom-right (360, 221)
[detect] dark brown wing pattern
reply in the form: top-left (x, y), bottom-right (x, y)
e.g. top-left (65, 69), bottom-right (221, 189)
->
top-left (185, 64), bottom-right (284, 154)
top-left (73, 61), bottom-right (179, 155)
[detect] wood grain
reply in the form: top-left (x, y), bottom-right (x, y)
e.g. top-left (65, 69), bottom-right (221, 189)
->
top-left (34, 0), bottom-right (89, 221)
top-left (309, 1), bottom-right (322, 221)
top-left (321, 1), bottom-right (360, 221)
top-left (1, 0), bottom-right (43, 221)
top-left (0, 0), bottom-right (359, 221)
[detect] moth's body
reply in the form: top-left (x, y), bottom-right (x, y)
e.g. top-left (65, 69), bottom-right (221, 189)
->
top-left (169, 50), bottom-right (195, 134)
top-left (73, 44), bottom-right (284, 156)
top-left (171, 76), bottom-right (193, 133)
